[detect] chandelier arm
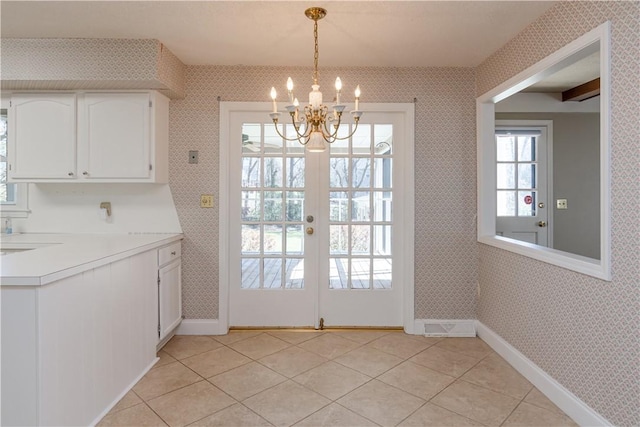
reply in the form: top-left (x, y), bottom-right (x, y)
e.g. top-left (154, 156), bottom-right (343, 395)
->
top-left (331, 119), bottom-right (361, 141)
top-left (271, 117), bottom-right (308, 142)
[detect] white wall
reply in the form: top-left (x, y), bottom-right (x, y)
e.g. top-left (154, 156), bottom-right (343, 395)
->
top-left (10, 183), bottom-right (182, 234)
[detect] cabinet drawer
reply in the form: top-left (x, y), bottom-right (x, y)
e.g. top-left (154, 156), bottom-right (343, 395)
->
top-left (158, 242), bottom-right (181, 266)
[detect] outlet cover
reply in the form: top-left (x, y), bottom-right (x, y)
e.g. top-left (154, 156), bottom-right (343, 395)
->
top-left (200, 194), bottom-right (214, 208)
top-left (556, 199), bottom-right (568, 209)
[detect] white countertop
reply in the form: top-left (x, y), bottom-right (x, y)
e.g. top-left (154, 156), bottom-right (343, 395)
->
top-left (0, 233), bottom-right (183, 286)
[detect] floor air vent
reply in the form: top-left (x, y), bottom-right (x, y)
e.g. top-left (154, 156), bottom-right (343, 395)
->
top-left (423, 321), bottom-right (476, 337)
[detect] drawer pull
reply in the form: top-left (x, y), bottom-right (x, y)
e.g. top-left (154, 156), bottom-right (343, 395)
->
top-left (171, 251), bottom-right (176, 255)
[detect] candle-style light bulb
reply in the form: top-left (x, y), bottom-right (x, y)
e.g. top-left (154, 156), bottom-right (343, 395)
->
top-left (270, 87), bottom-right (278, 113)
top-left (287, 77), bottom-right (294, 103)
top-left (293, 98), bottom-right (299, 107)
top-left (354, 85), bottom-right (361, 110)
top-left (335, 77), bottom-right (342, 104)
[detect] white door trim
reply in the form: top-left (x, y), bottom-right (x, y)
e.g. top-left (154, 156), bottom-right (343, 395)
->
top-left (219, 102), bottom-right (415, 333)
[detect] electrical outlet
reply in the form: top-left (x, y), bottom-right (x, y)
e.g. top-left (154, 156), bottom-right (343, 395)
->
top-left (556, 199), bottom-right (568, 209)
top-left (200, 194), bottom-right (214, 208)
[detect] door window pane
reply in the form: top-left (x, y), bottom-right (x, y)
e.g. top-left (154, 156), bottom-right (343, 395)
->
top-left (352, 158), bottom-right (370, 188)
top-left (518, 164), bottom-right (536, 189)
top-left (241, 225), bottom-right (260, 254)
top-left (286, 225), bottom-right (304, 255)
top-left (241, 191), bottom-right (260, 222)
top-left (285, 124), bottom-right (305, 154)
top-left (330, 225), bottom-right (348, 254)
top-left (496, 136), bottom-right (515, 161)
top-left (374, 225), bottom-right (392, 255)
top-left (374, 124), bottom-right (393, 155)
top-left (285, 258), bottom-right (304, 289)
top-left (351, 225), bottom-right (370, 254)
top-left (329, 258), bottom-right (349, 289)
top-left (264, 158), bottom-right (283, 188)
top-left (497, 164), bottom-right (515, 189)
top-left (373, 192), bottom-right (392, 222)
top-left (373, 258), bottom-right (392, 289)
top-left (264, 124), bottom-right (283, 153)
top-left (329, 124), bottom-right (350, 154)
top-left (351, 259), bottom-right (370, 289)
top-left (374, 158), bottom-right (392, 188)
top-left (330, 192), bottom-right (349, 221)
top-left (330, 158), bottom-right (349, 188)
top-left (352, 124), bottom-right (371, 154)
top-left (286, 191), bottom-right (304, 221)
top-left (242, 157), bottom-right (260, 187)
top-left (241, 258), bottom-right (260, 289)
top-left (263, 258), bottom-right (282, 288)
top-left (242, 124), bottom-right (262, 153)
top-left (518, 191), bottom-right (536, 216)
top-left (497, 191), bottom-right (516, 216)
top-left (351, 191), bottom-right (370, 221)
top-left (263, 225), bottom-right (283, 253)
top-left (285, 157), bottom-right (305, 188)
top-left (517, 137), bottom-right (536, 161)
top-left (263, 191), bottom-right (282, 221)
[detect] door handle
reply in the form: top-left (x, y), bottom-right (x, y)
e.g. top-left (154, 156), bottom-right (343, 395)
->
top-left (306, 227), bottom-right (314, 235)
top-left (537, 221), bottom-right (547, 227)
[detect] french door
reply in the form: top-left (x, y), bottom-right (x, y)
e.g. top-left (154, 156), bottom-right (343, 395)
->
top-left (224, 104), bottom-right (412, 328)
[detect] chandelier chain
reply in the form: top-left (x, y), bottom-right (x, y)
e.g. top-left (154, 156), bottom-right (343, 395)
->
top-left (313, 18), bottom-right (319, 85)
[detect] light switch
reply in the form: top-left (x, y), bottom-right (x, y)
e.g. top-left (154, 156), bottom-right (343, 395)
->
top-left (556, 199), bottom-right (568, 209)
top-left (200, 194), bottom-right (214, 208)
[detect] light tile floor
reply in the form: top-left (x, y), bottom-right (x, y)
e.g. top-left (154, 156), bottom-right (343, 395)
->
top-left (99, 330), bottom-right (578, 427)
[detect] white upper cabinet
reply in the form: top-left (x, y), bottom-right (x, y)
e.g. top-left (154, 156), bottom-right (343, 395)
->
top-left (9, 93), bottom-right (77, 179)
top-left (8, 91), bottom-right (169, 183)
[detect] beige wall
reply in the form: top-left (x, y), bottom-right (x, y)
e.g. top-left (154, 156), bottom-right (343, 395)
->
top-left (169, 66), bottom-right (478, 321)
top-left (477, 2), bottom-right (639, 426)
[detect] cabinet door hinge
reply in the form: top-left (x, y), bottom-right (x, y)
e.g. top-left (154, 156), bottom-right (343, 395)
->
top-left (158, 323), bottom-right (161, 338)
top-left (149, 164), bottom-right (153, 171)
top-left (9, 100), bottom-right (12, 107)
top-left (149, 100), bottom-right (153, 108)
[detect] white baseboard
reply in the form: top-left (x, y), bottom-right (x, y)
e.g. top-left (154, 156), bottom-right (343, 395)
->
top-left (476, 321), bottom-right (611, 427)
top-left (175, 319), bottom-right (227, 335)
top-left (413, 319), bottom-right (476, 337)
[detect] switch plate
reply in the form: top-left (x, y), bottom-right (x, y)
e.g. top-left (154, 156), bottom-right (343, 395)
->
top-left (188, 150), bottom-right (199, 164)
top-left (556, 199), bottom-right (568, 209)
top-left (200, 194), bottom-right (214, 208)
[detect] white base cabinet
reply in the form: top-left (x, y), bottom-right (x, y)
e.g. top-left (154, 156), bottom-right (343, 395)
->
top-left (157, 241), bottom-right (182, 344)
top-left (1, 251), bottom-right (159, 426)
top-left (8, 91), bottom-right (169, 183)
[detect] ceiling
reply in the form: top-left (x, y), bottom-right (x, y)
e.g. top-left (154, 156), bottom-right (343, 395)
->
top-left (1, 1), bottom-right (557, 68)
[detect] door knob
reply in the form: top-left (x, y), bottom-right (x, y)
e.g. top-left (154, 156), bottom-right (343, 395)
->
top-left (306, 215), bottom-right (314, 223)
top-left (306, 227), bottom-right (314, 235)
top-left (537, 221), bottom-right (547, 227)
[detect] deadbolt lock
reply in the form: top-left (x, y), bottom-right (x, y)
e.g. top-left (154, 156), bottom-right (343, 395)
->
top-left (306, 215), bottom-right (314, 223)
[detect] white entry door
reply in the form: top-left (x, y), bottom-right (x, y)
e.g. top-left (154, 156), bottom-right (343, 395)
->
top-left (495, 123), bottom-right (549, 246)
top-left (225, 104), bottom-right (412, 328)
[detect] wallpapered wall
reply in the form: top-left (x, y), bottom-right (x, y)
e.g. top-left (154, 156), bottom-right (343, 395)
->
top-left (476, 2), bottom-right (639, 426)
top-left (169, 66), bottom-right (477, 321)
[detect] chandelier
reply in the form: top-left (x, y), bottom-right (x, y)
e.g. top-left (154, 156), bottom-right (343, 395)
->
top-left (269, 7), bottom-right (363, 152)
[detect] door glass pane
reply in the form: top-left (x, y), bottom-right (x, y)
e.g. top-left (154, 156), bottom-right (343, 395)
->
top-left (263, 258), bottom-right (282, 288)
top-left (329, 258), bottom-right (349, 289)
top-left (264, 124), bottom-right (283, 153)
top-left (497, 191), bottom-right (516, 216)
top-left (242, 225), bottom-right (260, 254)
top-left (518, 137), bottom-right (536, 161)
top-left (285, 157), bottom-right (305, 188)
top-left (518, 164), bottom-right (536, 189)
top-left (241, 258), bottom-right (260, 289)
top-left (286, 191), bottom-right (304, 221)
top-left (518, 191), bottom-right (536, 217)
top-left (496, 136), bottom-right (515, 161)
top-left (329, 192), bottom-right (348, 221)
top-left (285, 124), bottom-right (305, 154)
top-left (374, 225), bottom-right (392, 255)
top-left (373, 192), bottom-right (392, 222)
top-left (374, 124), bottom-right (393, 155)
top-left (351, 225), bottom-right (370, 254)
top-left (330, 124), bottom-right (350, 154)
top-left (285, 258), bottom-right (304, 289)
top-left (241, 191), bottom-right (260, 222)
top-left (351, 191), bottom-right (370, 221)
top-left (263, 225), bottom-right (282, 253)
top-left (351, 259), bottom-right (370, 289)
top-left (330, 158), bottom-right (349, 187)
top-left (286, 225), bottom-right (304, 254)
top-left (497, 164), bottom-right (515, 189)
top-left (263, 191), bottom-right (283, 221)
top-left (373, 258), bottom-right (392, 289)
top-left (352, 158), bottom-right (370, 188)
top-left (352, 124), bottom-right (371, 154)
top-left (242, 124), bottom-right (262, 153)
top-left (330, 225), bottom-right (348, 254)
top-left (374, 158), bottom-right (392, 188)
top-left (242, 157), bottom-right (260, 187)
top-left (264, 158), bottom-right (283, 188)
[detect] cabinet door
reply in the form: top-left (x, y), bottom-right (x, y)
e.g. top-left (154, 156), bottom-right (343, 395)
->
top-left (9, 94), bottom-right (76, 179)
top-left (78, 93), bottom-right (151, 179)
top-left (159, 259), bottom-right (182, 341)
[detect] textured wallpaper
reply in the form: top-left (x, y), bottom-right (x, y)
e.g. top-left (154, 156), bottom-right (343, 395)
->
top-left (169, 66), bottom-right (477, 321)
top-left (1, 38), bottom-right (185, 98)
top-left (476, 2), bottom-right (640, 426)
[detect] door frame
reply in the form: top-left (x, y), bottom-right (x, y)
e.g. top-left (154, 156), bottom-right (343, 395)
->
top-left (219, 102), bottom-right (415, 333)
top-left (495, 120), bottom-right (553, 248)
